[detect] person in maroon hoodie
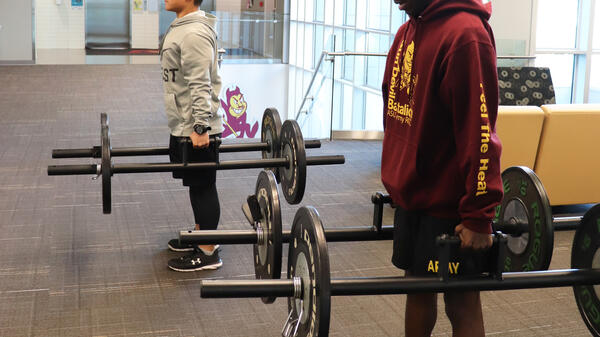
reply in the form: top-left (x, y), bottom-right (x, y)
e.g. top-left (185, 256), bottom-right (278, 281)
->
top-left (382, 0), bottom-right (503, 336)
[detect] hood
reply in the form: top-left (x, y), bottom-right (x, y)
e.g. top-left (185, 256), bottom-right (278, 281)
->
top-left (418, 0), bottom-right (491, 21)
top-left (170, 10), bottom-right (217, 31)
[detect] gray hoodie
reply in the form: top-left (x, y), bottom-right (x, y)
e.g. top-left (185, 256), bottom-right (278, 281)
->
top-left (160, 10), bottom-right (223, 137)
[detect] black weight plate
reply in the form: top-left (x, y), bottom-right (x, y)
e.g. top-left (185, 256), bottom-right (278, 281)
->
top-left (101, 113), bottom-right (112, 214)
top-left (261, 108), bottom-right (282, 182)
top-left (287, 206), bottom-right (331, 337)
top-left (252, 170), bottom-right (282, 304)
top-left (280, 120), bottom-right (306, 205)
top-left (494, 166), bottom-right (553, 271)
top-left (572, 204), bottom-right (600, 337)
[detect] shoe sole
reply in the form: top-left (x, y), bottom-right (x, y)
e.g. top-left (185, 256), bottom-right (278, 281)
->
top-left (167, 244), bottom-right (194, 252)
top-left (168, 261), bottom-right (223, 272)
top-left (167, 244), bottom-right (221, 253)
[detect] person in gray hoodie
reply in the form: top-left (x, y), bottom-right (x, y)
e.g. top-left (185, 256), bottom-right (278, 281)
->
top-left (161, 0), bottom-right (224, 272)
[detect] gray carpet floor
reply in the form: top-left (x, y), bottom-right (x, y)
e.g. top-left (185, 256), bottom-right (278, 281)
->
top-left (0, 64), bottom-right (592, 336)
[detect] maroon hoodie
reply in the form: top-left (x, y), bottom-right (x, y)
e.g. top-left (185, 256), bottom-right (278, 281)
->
top-left (381, 0), bottom-right (502, 234)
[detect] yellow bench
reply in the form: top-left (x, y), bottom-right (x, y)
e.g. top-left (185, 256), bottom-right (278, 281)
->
top-left (496, 106), bottom-right (545, 171)
top-left (534, 104), bottom-right (600, 205)
top-left (496, 104), bottom-right (600, 206)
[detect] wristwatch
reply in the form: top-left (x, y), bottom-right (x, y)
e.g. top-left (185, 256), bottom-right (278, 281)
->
top-left (193, 124), bottom-right (211, 135)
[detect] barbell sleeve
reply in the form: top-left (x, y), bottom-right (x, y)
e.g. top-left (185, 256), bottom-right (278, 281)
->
top-left (201, 279), bottom-right (296, 298)
top-left (48, 164), bottom-right (98, 175)
top-left (52, 140), bottom-right (323, 158)
top-left (52, 147), bottom-right (100, 158)
top-left (200, 269), bottom-right (600, 299)
top-left (179, 230), bottom-right (260, 245)
top-left (305, 155), bottom-right (345, 166)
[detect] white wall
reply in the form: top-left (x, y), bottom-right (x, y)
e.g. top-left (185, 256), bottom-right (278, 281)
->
top-left (131, 11), bottom-right (159, 49)
top-left (489, 0), bottom-right (536, 61)
top-left (35, 0), bottom-right (158, 50)
top-left (219, 64), bottom-right (289, 139)
top-left (35, 0), bottom-right (85, 49)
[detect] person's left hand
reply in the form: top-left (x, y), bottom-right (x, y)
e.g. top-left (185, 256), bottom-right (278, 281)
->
top-left (190, 131), bottom-right (210, 149)
top-left (455, 224), bottom-right (493, 250)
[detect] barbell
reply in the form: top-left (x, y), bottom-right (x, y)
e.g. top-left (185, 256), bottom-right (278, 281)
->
top-left (51, 108), bottom-right (321, 159)
top-left (200, 203), bottom-right (600, 337)
top-left (47, 113), bottom-right (345, 213)
top-left (178, 166), bottom-right (555, 286)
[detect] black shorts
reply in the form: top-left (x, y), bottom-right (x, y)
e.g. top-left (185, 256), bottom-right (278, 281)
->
top-left (392, 206), bottom-right (492, 276)
top-left (168, 134), bottom-right (220, 187)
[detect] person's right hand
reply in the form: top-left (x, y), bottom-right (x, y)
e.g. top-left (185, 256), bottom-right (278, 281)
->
top-left (190, 132), bottom-right (210, 149)
top-left (455, 224), bottom-right (493, 250)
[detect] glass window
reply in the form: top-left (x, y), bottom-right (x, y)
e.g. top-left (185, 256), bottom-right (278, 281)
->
top-left (352, 88), bottom-right (365, 130)
top-left (366, 33), bottom-right (389, 88)
top-left (315, 0), bottom-right (325, 22)
top-left (390, 3), bottom-right (406, 33)
top-left (296, 23), bottom-right (305, 68)
top-left (325, 0), bottom-right (334, 25)
top-left (356, 0), bottom-right (367, 30)
top-left (332, 81), bottom-right (343, 129)
top-left (342, 84), bottom-right (354, 129)
top-left (306, 0), bottom-right (315, 22)
top-left (304, 24), bottom-right (314, 69)
top-left (291, 0), bottom-right (298, 21)
top-left (314, 25), bottom-right (324, 68)
top-left (588, 55), bottom-right (600, 102)
top-left (354, 31), bottom-right (367, 86)
top-left (535, 54), bottom-right (574, 104)
top-left (367, 0), bottom-right (390, 31)
top-left (333, 29), bottom-right (344, 77)
top-left (334, 0), bottom-right (344, 26)
top-left (343, 29), bottom-right (355, 80)
top-left (298, 0), bottom-right (306, 22)
top-left (365, 92), bottom-right (384, 131)
top-left (290, 22), bottom-right (297, 66)
top-left (594, 3), bottom-right (600, 50)
top-left (536, 0), bottom-right (579, 49)
top-left (344, 0), bottom-right (356, 26)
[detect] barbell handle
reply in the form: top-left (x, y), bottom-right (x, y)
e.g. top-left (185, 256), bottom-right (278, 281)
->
top-left (201, 269), bottom-right (600, 299)
top-left (52, 140), bottom-right (323, 158)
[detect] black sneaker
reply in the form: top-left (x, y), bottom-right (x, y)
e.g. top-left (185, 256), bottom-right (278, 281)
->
top-left (168, 238), bottom-right (220, 252)
top-left (168, 249), bottom-right (223, 272)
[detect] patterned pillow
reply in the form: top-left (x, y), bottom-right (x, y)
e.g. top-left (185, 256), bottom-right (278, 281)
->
top-left (497, 67), bottom-right (556, 106)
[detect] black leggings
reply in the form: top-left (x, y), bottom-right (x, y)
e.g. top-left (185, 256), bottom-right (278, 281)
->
top-left (189, 183), bottom-right (220, 230)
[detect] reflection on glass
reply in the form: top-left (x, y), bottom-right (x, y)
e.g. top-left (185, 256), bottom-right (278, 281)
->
top-left (535, 54), bottom-right (574, 103)
top-left (315, 0), bottom-right (325, 22)
top-left (352, 88), bottom-right (365, 129)
top-left (343, 29), bottom-right (355, 80)
top-left (367, 0), bottom-right (391, 31)
top-left (365, 92), bottom-right (384, 131)
top-left (589, 55), bottom-right (600, 102)
top-left (345, 0), bottom-right (356, 26)
top-left (536, 0), bottom-right (578, 49)
top-left (594, 3), bottom-right (600, 49)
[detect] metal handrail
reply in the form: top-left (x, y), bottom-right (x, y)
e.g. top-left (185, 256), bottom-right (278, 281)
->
top-left (498, 55), bottom-right (536, 59)
top-left (328, 52), bottom-right (388, 57)
top-left (295, 50), bottom-right (388, 121)
top-left (294, 50), bottom-right (536, 137)
top-left (295, 50), bottom-right (329, 120)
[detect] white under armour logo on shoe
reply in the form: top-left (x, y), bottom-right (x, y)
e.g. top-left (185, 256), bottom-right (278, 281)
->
top-left (191, 258), bottom-right (202, 265)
